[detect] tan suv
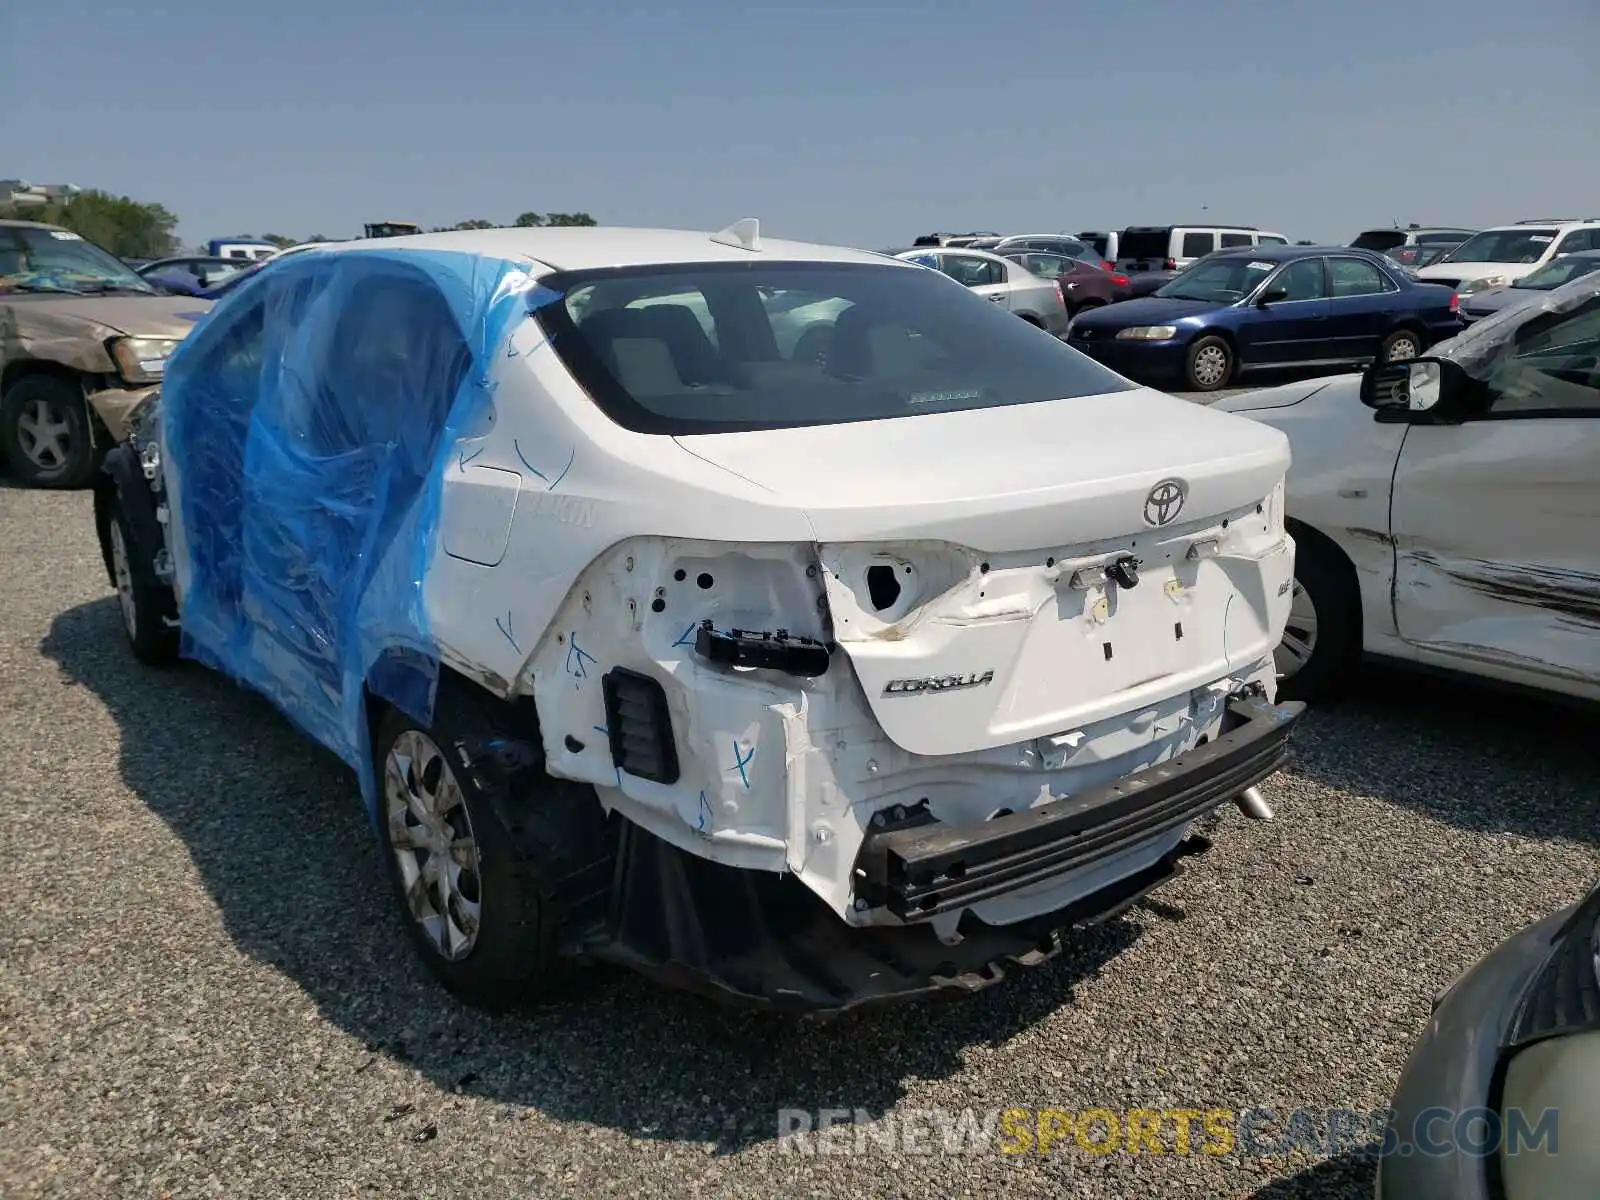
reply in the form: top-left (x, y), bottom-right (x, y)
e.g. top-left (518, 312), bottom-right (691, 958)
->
top-left (1, 220), bottom-right (212, 487)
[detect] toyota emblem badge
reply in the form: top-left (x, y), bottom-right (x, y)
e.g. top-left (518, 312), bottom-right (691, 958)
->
top-left (1143, 478), bottom-right (1188, 527)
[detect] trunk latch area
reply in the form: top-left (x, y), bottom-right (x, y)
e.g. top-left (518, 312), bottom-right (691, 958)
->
top-left (1067, 554), bottom-right (1143, 591)
top-left (1106, 556), bottom-right (1142, 589)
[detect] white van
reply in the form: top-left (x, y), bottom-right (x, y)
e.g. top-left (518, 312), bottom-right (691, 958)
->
top-left (1115, 224), bottom-right (1289, 275)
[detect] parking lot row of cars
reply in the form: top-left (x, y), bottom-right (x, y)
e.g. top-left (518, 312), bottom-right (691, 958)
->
top-left (891, 219), bottom-right (1600, 393)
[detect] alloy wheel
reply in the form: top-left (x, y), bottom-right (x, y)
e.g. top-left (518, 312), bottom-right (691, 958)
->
top-left (1275, 579), bottom-right (1319, 679)
top-left (15, 398), bottom-right (73, 469)
top-left (384, 729), bottom-right (483, 960)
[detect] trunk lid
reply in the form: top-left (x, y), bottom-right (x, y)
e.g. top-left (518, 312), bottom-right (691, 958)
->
top-left (677, 390), bottom-right (1294, 756)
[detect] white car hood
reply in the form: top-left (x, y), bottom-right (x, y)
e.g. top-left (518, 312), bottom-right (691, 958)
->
top-left (1417, 261), bottom-right (1535, 284)
top-left (675, 387), bottom-right (1290, 551)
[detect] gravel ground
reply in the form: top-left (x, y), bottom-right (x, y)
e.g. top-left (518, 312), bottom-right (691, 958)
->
top-left (2, 483), bottom-right (1595, 1200)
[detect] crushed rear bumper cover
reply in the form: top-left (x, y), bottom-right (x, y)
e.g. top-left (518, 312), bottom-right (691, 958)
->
top-left (586, 694), bottom-right (1303, 1015)
top-left (856, 694), bottom-right (1304, 921)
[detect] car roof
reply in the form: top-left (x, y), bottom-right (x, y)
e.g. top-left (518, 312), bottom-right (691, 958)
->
top-left (306, 225), bottom-right (901, 272)
top-left (997, 233), bottom-right (1088, 241)
top-left (1206, 244), bottom-right (1389, 262)
top-left (1480, 218), bottom-right (1600, 231)
top-left (1123, 223), bottom-right (1260, 232)
top-left (895, 246), bottom-right (1011, 265)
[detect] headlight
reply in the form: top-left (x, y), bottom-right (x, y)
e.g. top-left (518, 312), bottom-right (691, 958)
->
top-left (110, 336), bottom-right (182, 384)
top-left (1456, 275), bottom-right (1509, 296)
top-left (1506, 886), bottom-right (1600, 1048)
top-left (1115, 325), bottom-right (1179, 340)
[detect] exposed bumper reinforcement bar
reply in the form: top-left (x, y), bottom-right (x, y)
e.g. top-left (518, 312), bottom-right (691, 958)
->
top-left (855, 694), bottom-right (1305, 921)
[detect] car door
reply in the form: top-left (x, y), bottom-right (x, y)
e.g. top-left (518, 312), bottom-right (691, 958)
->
top-left (1322, 256), bottom-right (1400, 362)
top-left (1232, 256), bottom-right (1331, 367)
top-left (1389, 294), bottom-right (1600, 695)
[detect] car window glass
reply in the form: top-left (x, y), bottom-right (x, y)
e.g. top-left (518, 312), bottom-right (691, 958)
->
top-left (1417, 232), bottom-right (1468, 244)
top-left (300, 270), bottom-right (473, 458)
top-left (1012, 253), bottom-right (1067, 279)
top-left (1270, 258), bottom-right (1328, 301)
top-left (1445, 229), bottom-right (1558, 264)
top-left (941, 255), bottom-right (1003, 287)
top-left (1554, 229), bottom-right (1595, 255)
top-left (1181, 232), bottom-right (1214, 257)
top-left (1484, 294), bottom-right (1600, 415)
top-left (1257, 235), bottom-right (1289, 246)
top-left (1326, 257), bottom-right (1390, 297)
top-left (544, 261), bottom-right (1133, 433)
top-left (1220, 233), bottom-right (1253, 248)
top-left (1352, 231), bottom-right (1405, 252)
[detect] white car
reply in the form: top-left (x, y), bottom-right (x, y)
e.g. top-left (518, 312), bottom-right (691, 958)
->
top-left (894, 246), bottom-right (1071, 335)
top-left (1417, 218), bottom-right (1600, 300)
top-left (1215, 271), bottom-right (1600, 704)
top-left (94, 220), bottom-right (1302, 1011)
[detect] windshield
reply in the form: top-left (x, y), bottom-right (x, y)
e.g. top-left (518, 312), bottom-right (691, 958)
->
top-left (1154, 257), bottom-right (1275, 302)
top-left (1513, 256), bottom-right (1600, 290)
top-left (1442, 229), bottom-right (1558, 265)
top-left (536, 261), bottom-right (1134, 434)
top-left (0, 227), bottom-right (157, 295)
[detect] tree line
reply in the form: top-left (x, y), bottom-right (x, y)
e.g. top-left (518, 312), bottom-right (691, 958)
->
top-left (0, 190), bottom-right (598, 259)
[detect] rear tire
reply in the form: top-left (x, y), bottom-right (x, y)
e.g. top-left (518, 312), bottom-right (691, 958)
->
top-left (1, 374), bottom-right (101, 489)
top-left (1184, 335), bottom-right (1234, 392)
top-left (1276, 530), bottom-right (1362, 702)
top-left (372, 695), bottom-right (607, 1010)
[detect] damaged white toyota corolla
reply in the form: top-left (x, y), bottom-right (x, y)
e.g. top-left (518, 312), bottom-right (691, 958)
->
top-left (93, 221), bottom-right (1303, 1012)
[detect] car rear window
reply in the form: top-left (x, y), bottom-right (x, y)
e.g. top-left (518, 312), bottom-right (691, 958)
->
top-left (533, 261), bottom-right (1133, 434)
top-left (1352, 230), bottom-right (1407, 252)
top-left (1078, 232), bottom-right (1109, 257)
top-left (1118, 229), bottom-right (1171, 260)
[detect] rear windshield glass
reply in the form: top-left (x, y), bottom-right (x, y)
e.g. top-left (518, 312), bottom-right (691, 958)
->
top-left (1118, 229), bottom-right (1171, 260)
top-left (534, 262), bottom-right (1134, 434)
top-left (1352, 230), bottom-right (1406, 252)
top-left (1078, 233), bottom-right (1109, 257)
top-left (1444, 229), bottom-right (1557, 264)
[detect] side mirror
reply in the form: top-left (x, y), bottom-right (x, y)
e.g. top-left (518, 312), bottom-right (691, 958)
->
top-left (1360, 356), bottom-right (1481, 419)
top-left (1256, 286), bottom-right (1288, 306)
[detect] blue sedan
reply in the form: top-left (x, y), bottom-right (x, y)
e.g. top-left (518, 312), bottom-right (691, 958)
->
top-left (1065, 245), bottom-right (1463, 392)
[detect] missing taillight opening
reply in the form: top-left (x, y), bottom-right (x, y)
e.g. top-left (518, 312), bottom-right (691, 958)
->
top-left (866, 564), bottom-right (901, 611)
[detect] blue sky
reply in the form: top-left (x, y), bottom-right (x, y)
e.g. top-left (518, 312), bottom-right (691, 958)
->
top-left (4, 0), bottom-right (1596, 249)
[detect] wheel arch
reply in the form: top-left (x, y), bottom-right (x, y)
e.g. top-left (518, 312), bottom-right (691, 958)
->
top-left (1, 356), bottom-right (91, 397)
top-left (1285, 515), bottom-right (1364, 645)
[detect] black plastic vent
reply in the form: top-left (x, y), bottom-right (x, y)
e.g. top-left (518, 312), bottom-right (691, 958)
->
top-left (601, 668), bottom-right (680, 784)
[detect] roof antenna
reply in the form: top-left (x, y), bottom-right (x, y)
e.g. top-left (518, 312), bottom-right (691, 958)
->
top-left (711, 218), bottom-right (761, 252)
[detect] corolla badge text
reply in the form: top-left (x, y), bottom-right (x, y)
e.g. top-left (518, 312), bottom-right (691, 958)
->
top-left (883, 670), bottom-right (995, 697)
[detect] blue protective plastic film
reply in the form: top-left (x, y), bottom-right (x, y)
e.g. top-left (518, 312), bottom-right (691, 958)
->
top-left (159, 246), bottom-right (563, 816)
